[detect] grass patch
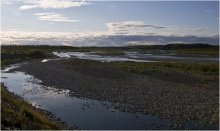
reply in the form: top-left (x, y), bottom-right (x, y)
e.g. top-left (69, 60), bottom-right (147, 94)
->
top-left (170, 50), bottom-right (219, 57)
top-left (64, 56), bottom-right (219, 77)
top-left (1, 48), bottom-right (53, 67)
top-left (110, 61), bottom-right (219, 76)
top-left (1, 84), bottom-right (60, 130)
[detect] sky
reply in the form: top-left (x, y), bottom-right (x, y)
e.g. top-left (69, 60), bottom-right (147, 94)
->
top-left (1, 0), bottom-right (219, 46)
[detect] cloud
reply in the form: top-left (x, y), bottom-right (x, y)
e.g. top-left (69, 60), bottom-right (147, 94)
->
top-left (106, 21), bottom-right (213, 37)
top-left (107, 21), bottom-right (167, 29)
top-left (194, 27), bottom-right (207, 32)
top-left (34, 12), bottom-right (79, 22)
top-left (19, 0), bottom-right (90, 10)
top-left (1, 30), bottom-right (218, 47)
top-left (1, 21), bottom-right (217, 46)
top-left (106, 21), bottom-right (167, 34)
top-left (19, 5), bottom-right (38, 10)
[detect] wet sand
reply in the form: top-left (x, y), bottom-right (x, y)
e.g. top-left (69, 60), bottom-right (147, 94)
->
top-left (14, 58), bottom-right (219, 129)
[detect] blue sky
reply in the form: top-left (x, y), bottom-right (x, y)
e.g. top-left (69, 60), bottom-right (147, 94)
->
top-left (1, 0), bottom-right (219, 46)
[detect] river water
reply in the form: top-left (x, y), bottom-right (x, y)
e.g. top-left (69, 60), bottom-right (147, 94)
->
top-left (1, 65), bottom-right (174, 130)
top-left (52, 51), bottom-right (219, 63)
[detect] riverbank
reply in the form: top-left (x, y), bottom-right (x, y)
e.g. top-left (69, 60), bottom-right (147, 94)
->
top-left (13, 58), bottom-right (219, 129)
top-left (1, 84), bottom-right (69, 130)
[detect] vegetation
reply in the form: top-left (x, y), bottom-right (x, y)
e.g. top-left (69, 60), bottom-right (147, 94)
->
top-left (127, 44), bottom-right (219, 56)
top-left (162, 43), bottom-right (218, 50)
top-left (1, 46), bottom-right (54, 66)
top-left (1, 84), bottom-right (60, 130)
top-left (162, 44), bottom-right (219, 56)
top-left (64, 54), bottom-right (218, 76)
top-left (111, 61), bottom-right (219, 76)
top-left (0, 45), bottom-right (124, 66)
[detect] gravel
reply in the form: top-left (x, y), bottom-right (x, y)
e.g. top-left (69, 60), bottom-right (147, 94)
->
top-left (14, 58), bottom-right (219, 129)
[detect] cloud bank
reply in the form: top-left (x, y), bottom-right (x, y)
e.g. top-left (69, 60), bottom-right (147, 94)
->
top-left (1, 30), bottom-right (218, 47)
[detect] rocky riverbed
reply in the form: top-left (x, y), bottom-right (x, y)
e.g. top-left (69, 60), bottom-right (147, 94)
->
top-left (13, 58), bottom-right (219, 129)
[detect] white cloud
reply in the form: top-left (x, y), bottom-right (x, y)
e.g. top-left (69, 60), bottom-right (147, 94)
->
top-left (34, 12), bottom-right (79, 22)
top-left (106, 21), bottom-right (167, 34)
top-left (19, 4), bottom-right (38, 10)
top-left (19, 0), bottom-right (90, 10)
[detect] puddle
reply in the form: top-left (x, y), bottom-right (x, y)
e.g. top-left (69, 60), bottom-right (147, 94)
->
top-left (53, 52), bottom-right (71, 58)
top-left (1, 65), bottom-right (174, 130)
top-left (2, 64), bottom-right (21, 72)
top-left (41, 59), bottom-right (51, 62)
